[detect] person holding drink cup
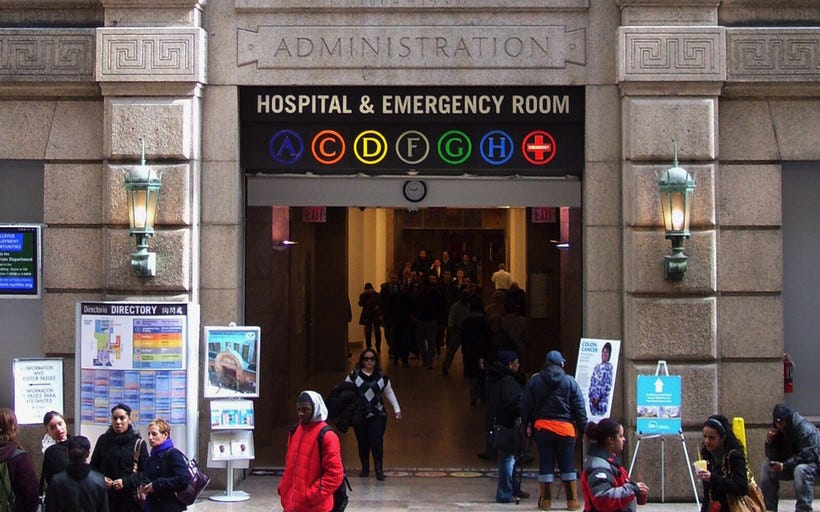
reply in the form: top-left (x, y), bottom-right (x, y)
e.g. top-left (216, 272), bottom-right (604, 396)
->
top-left (695, 414), bottom-right (749, 512)
top-left (581, 419), bottom-right (649, 511)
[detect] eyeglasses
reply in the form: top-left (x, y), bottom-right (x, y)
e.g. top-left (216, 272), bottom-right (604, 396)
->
top-left (363, 357), bottom-right (377, 361)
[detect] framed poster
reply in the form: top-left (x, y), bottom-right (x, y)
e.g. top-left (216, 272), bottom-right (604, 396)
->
top-left (203, 326), bottom-right (260, 398)
top-left (0, 224), bottom-right (42, 299)
top-left (13, 358), bottom-right (63, 425)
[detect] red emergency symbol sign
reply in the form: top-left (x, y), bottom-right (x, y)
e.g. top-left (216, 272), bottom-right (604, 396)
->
top-left (522, 130), bottom-right (557, 165)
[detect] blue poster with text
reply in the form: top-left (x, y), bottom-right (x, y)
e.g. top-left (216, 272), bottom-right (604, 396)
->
top-left (636, 375), bottom-right (681, 434)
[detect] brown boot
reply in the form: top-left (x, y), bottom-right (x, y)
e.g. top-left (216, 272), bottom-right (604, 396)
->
top-left (565, 480), bottom-right (581, 510)
top-left (538, 482), bottom-right (551, 510)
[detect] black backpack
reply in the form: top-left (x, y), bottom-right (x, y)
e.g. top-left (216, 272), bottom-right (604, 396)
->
top-left (318, 426), bottom-right (351, 512)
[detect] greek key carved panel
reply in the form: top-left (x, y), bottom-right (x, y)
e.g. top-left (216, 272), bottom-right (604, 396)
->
top-left (0, 29), bottom-right (94, 80)
top-left (618, 27), bottom-right (725, 82)
top-left (96, 28), bottom-right (206, 83)
top-left (728, 28), bottom-right (820, 81)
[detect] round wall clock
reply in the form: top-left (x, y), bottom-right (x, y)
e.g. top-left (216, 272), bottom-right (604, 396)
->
top-left (402, 180), bottom-right (427, 203)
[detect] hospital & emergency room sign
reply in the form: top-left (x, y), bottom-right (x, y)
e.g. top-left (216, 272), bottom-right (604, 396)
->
top-left (239, 86), bottom-right (584, 177)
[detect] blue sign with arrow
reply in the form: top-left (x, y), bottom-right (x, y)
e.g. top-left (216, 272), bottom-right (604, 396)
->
top-left (636, 375), bottom-right (682, 434)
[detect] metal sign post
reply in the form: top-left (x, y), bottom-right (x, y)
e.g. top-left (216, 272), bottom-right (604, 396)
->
top-left (628, 360), bottom-right (700, 510)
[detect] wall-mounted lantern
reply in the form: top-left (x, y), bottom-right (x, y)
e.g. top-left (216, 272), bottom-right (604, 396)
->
top-left (125, 140), bottom-right (162, 277)
top-left (657, 143), bottom-right (695, 281)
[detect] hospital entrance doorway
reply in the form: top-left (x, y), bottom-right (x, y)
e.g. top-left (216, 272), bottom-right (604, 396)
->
top-left (244, 204), bottom-right (581, 469)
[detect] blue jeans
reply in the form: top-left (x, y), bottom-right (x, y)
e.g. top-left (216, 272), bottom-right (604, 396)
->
top-left (532, 428), bottom-right (577, 482)
top-left (497, 450), bottom-right (519, 502)
top-left (760, 459), bottom-right (818, 512)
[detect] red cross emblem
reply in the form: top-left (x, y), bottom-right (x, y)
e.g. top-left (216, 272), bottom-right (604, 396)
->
top-left (522, 130), bottom-right (557, 165)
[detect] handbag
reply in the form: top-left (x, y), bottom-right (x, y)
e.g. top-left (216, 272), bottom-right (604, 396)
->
top-left (132, 439), bottom-right (147, 510)
top-left (727, 477), bottom-right (766, 512)
top-left (175, 454), bottom-right (211, 506)
top-left (491, 422), bottom-right (516, 452)
top-left (723, 450), bottom-right (766, 512)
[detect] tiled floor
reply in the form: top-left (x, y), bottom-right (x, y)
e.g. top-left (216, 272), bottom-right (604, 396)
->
top-left (189, 473), bottom-right (802, 511)
top-left (192, 347), bottom-right (805, 511)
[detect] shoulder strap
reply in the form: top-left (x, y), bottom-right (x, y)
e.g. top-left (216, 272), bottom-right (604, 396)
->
top-left (1, 448), bottom-right (25, 463)
top-left (1, 449), bottom-right (24, 496)
top-left (317, 425), bottom-right (334, 460)
top-left (132, 439), bottom-right (144, 473)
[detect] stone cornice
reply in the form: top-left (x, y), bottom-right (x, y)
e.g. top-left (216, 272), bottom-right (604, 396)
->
top-left (99, 0), bottom-right (205, 8)
top-left (0, 28), bottom-right (95, 81)
top-left (616, 0), bottom-right (719, 6)
top-left (235, 0), bottom-right (589, 12)
top-left (96, 27), bottom-right (207, 84)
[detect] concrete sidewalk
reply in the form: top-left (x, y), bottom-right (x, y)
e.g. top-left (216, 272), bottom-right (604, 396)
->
top-left (187, 472), bottom-right (804, 511)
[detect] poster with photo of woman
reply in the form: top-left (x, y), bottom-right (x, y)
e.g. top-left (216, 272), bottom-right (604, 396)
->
top-left (575, 338), bottom-right (621, 423)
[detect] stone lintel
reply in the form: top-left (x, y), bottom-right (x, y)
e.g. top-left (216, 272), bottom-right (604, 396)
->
top-left (99, 0), bottom-right (205, 9)
top-left (0, 83), bottom-right (100, 99)
top-left (99, 81), bottom-right (204, 98)
top-left (618, 81), bottom-right (723, 97)
top-left (96, 27), bottom-right (206, 84)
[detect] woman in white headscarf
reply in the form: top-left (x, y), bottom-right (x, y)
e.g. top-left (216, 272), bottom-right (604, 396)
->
top-left (278, 391), bottom-right (344, 512)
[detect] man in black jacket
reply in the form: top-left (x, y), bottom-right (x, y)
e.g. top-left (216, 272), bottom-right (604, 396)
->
top-left (45, 436), bottom-right (109, 512)
top-left (760, 403), bottom-right (820, 512)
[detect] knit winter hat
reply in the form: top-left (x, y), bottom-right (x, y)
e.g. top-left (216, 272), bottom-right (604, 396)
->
top-left (497, 351), bottom-right (518, 365)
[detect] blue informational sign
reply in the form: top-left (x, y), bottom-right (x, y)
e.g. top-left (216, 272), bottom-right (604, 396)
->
top-left (636, 375), bottom-right (682, 434)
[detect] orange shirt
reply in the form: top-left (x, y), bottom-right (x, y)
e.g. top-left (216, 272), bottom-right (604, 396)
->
top-left (534, 418), bottom-right (576, 437)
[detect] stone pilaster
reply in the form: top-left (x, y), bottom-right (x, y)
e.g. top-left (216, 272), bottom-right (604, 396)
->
top-left (95, 3), bottom-right (206, 299)
top-left (617, 0), bottom-right (722, 500)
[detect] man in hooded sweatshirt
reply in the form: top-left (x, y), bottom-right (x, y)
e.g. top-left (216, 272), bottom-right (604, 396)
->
top-left (760, 403), bottom-right (819, 512)
top-left (279, 390), bottom-right (344, 512)
top-left (520, 350), bottom-right (588, 511)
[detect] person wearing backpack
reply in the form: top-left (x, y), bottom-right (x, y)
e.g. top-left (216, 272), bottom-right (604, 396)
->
top-left (0, 407), bottom-right (39, 512)
top-left (279, 390), bottom-right (344, 512)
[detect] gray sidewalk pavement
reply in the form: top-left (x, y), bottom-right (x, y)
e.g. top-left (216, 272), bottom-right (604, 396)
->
top-left (187, 472), bottom-right (805, 511)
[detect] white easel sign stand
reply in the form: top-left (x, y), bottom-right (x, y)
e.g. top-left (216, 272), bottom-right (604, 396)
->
top-left (628, 360), bottom-right (700, 510)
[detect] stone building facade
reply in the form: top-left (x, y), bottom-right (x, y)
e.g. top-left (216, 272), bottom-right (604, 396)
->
top-left (1, 0), bottom-right (818, 498)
